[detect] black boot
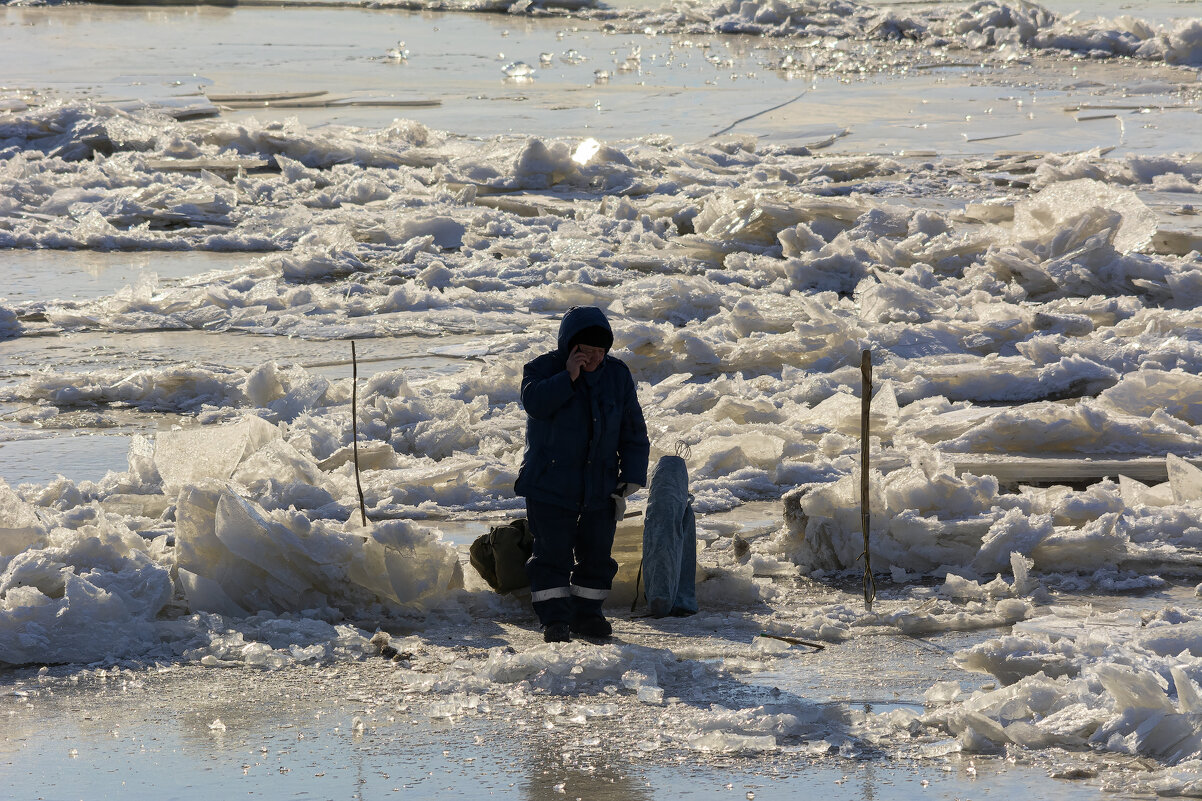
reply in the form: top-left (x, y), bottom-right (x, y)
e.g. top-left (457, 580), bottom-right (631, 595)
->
top-left (543, 623), bottom-right (571, 643)
top-left (569, 615), bottom-right (612, 639)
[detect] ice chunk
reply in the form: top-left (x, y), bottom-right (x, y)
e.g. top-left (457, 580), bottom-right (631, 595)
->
top-left (971, 509), bottom-right (1051, 574)
top-left (1090, 665), bottom-right (1202, 762)
top-left (154, 416), bottom-right (281, 489)
top-left (384, 41), bottom-right (408, 61)
top-left (175, 485), bottom-right (462, 616)
top-left (502, 61), bottom-right (535, 78)
top-left (0, 571), bottom-right (165, 665)
top-left (1119, 475), bottom-right (1175, 508)
top-left (1098, 370), bottom-right (1202, 425)
top-left (512, 139), bottom-right (575, 189)
top-left (700, 192), bottom-right (862, 247)
top-left (1010, 552), bottom-right (1036, 596)
top-left (0, 480), bottom-right (44, 557)
top-left (231, 438), bottom-right (330, 490)
top-left (691, 432), bottom-right (784, 475)
top-left (925, 681), bottom-right (962, 705)
top-left (620, 664), bottom-right (658, 691)
top-left (392, 216), bottom-right (465, 250)
top-left (0, 306), bottom-right (21, 338)
top-left (686, 731), bottom-right (776, 753)
top-left (1168, 454), bottom-right (1202, 503)
top-left (1172, 667), bottom-right (1202, 715)
top-left (177, 568), bottom-right (249, 618)
top-left (347, 519), bottom-right (465, 608)
top-left (636, 685), bottom-right (664, 705)
top-left (1013, 178), bottom-right (1156, 255)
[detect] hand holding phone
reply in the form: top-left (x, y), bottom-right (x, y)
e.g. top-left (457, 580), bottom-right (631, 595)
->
top-left (567, 344), bottom-right (588, 381)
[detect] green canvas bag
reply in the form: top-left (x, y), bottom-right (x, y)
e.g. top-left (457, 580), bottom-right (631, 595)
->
top-left (469, 518), bottom-right (533, 594)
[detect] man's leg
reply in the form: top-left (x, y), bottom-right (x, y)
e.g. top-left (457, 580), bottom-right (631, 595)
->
top-left (525, 500), bottom-right (576, 628)
top-left (570, 506), bottom-right (619, 631)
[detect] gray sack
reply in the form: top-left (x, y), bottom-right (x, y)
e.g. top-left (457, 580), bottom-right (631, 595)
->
top-left (640, 455), bottom-right (697, 616)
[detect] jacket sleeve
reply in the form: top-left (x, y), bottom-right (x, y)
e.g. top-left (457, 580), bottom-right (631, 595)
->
top-left (617, 370), bottom-right (650, 487)
top-left (521, 360), bottom-right (576, 420)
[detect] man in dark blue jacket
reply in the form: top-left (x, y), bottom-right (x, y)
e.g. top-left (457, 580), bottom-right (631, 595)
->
top-left (516, 306), bottom-right (650, 643)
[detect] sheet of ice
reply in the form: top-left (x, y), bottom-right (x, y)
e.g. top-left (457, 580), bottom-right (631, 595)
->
top-left (155, 415), bottom-right (281, 488)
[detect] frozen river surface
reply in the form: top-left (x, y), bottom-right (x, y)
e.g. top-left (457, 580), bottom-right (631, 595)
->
top-left (2, 0), bottom-right (1202, 798)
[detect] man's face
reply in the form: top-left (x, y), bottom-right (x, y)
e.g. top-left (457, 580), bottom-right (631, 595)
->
top-left (576, 344), bottom-right (606, 372)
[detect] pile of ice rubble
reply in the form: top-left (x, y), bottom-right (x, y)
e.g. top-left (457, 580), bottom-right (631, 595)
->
top-left (3, 96), bottom-right (1202, 790)
top-left (782, 450), bottom-right (1202, 576)
top-left (0, 415), bottom-right (464, 667)
top-left (10, 403), bottom-right (1202, 782)
top-left (893, 605), bottom-right (1202, 794)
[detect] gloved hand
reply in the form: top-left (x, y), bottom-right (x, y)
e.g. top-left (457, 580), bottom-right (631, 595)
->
top-left (610, 482), bottom-right (640, 523)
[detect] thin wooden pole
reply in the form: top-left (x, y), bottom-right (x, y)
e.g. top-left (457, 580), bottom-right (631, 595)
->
top-left (351, 340), bottom-right (368, 527)
top-left (860, 348), bottom-right (876, 611)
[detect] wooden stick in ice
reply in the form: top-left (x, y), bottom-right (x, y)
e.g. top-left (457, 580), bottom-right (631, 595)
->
top-left (860, 348), bottom-right (876, 611)
top-left (352, 340), bottom-right (368, 527)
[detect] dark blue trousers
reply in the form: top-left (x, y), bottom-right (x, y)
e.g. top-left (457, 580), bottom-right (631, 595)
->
top-left (525, 500), bottom-right (618, 626)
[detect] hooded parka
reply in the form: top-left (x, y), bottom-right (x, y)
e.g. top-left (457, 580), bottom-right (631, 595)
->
top-left (515, 306), bottom-right (650, 630)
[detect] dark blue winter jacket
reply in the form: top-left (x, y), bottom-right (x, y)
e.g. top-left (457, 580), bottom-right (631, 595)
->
top-left (515, 306), bottom-right (650, 512)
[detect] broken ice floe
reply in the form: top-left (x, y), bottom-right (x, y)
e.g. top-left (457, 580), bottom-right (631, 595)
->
top-left (570, 0), bottom-right (1202, 68)
top-left (896, 606), bottom-right (1202, 765)
top-left (3, 100), bottom-right (1202, 675)
top-left (782, 451), bottom-right (1202, 577)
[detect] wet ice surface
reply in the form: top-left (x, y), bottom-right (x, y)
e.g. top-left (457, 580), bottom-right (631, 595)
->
top-left (0, 649), bottom-right (1106, 801)
top-left (4, 572), bottom-right (1196, 800)
top-left (3, 0), bottom-right (1202, 797)
top-left (2, 250), bottom-right (249, 304)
